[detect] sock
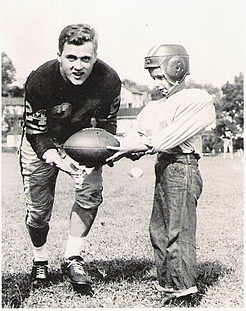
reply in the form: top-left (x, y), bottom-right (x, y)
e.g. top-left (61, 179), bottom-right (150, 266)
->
top-left (33, 244), bottom-right (48, 262)
top-left (64, 234), bottom-right (85, 259)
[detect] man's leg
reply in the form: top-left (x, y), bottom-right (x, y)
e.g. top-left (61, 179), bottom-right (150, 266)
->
top-left (70, 202), bottom-right (98, 237)
top-left (62, 166), bottom-right (103, 293)
top-left (63, 203), bottom-right (98, 259)
top-left (19, 136), bottom-right (58, 287)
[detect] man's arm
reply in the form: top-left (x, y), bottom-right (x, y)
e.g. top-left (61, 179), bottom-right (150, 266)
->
top-left (24, 77), bottom-right (75, 173)
top-left (24, 99), bottom-right (57, 159)
top-left (96, 93), bottom-right (121, 134)
top-left (95, 69), bottom-right (121, 135)
top-left (23, 70), bottom-right (58, 159)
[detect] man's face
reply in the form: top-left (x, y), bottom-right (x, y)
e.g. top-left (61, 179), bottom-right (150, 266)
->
top-left (149, 67), bottom-right (173, 97)
top-left (58, 42), bottom-right (97, 85)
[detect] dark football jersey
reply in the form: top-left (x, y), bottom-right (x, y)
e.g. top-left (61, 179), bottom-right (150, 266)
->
top-left (23, 59), bottom-right (121, 158)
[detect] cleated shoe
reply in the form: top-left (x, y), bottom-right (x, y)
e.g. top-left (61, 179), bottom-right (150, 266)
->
top-left (61, 255), bottom-right (92, 294)
top-left (31, 260), bottom-right (49, 289)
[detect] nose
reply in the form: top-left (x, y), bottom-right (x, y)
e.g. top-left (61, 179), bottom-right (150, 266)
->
top-left (74, 59), bottom-right (83, 70)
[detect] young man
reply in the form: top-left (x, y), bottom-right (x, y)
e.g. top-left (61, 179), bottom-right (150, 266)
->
top-left (19, 23), bottom-right (121, 293)
top-left (107, 44), bottom-right (216, 300)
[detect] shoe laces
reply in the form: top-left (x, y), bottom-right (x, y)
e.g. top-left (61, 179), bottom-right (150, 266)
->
top-left (36, 265), bottom-right (47, 279)
top-left (68, 259), bottom-right (86, 275)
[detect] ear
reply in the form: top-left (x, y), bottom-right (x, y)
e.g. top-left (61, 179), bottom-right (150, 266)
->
top-left (93, 51), bottom-right (97, 64)
top-left (57, 52), bottom-right (61, 63)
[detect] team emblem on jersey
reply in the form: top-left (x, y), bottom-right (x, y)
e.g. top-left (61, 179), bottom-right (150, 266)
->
top-left (51, 102), bottom-right (72, 119)
top-left (33, 110), bottom-right (47, 125)
top-left (109, 95), bottom-right (120, 116)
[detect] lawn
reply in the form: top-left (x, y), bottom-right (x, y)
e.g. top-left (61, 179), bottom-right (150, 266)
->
top-left (1, 151), bottom-right (244, 308)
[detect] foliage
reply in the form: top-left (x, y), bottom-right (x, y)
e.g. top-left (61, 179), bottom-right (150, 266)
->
top-left (186, 80), bottom-right (220, 95)
top-left (1, 52), bottom-right (16, 95)
top-left (214, 73), bottom-right (244, 138)
top-left (122, 79), bottom-right (137, 87)
top-left (8, 84), bottom-right (24, 97)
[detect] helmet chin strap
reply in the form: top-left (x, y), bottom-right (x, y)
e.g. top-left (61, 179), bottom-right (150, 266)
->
top-left (164, 81), bottom-right (180, 98)
top-left (159, 66), bottom-right (180, 98)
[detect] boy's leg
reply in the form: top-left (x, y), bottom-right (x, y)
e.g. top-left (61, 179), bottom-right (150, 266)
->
top-left (149, 157), bottom-right (202, 292)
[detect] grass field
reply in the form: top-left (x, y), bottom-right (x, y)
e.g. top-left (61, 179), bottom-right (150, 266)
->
top-left (1, 151), bottom-right (244, 308)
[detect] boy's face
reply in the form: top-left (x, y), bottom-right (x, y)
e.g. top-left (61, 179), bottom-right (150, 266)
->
top-left (58, 42), bottom-right (97, 85)
top-left (149, 67), bottom-right (173, 97)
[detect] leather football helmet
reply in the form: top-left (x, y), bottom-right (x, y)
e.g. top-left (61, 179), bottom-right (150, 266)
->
top-left (144, 44), bottom-right (190, 85)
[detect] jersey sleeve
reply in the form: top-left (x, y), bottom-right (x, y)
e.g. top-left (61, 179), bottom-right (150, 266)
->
top-left (95, 74), bottom-right (121, 135)
top-left (24, 72), bottom-right (57, 158)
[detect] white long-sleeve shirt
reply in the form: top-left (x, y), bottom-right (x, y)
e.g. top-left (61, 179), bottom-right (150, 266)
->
top-left (137, 88), bottom-right (216, 156)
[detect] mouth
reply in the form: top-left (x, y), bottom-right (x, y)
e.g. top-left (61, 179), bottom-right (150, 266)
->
top-left (159, 87), bottom-right (169, 96)
top-left (72, 71), bottom-right (85, 79)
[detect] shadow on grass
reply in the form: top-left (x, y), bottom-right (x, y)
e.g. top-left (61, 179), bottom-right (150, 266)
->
top-left (2, 272), bottom-right (31, 308)
top-left (86, 257), bottom-right (154, 282)
top-left (1, 270), bottom-right (64, 308)
top-left (86, 258), bottom-right (232, 307)
top-left (155, 260), bottom-right (232, 308)
top-left (1, 259), bottom-right (232, 308)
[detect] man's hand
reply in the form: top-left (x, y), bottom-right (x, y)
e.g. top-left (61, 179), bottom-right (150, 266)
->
top-left (42, 149), bottom-right (74, 174)
top-left (125, 151), bottom-right (146, 161)
top-left (106, 139), bottom-right (150, 163)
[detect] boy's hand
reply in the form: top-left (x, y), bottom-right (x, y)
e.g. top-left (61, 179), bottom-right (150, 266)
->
top-left (106, 139), bottom-right (150, 163)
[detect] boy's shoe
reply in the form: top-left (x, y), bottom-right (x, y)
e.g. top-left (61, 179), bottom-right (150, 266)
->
top-left (154, 282), bottom-right (198, 297)
top-left (31, 260), bottom-right (49, 288)
top-left (61, 255), bottom-right (92, 294)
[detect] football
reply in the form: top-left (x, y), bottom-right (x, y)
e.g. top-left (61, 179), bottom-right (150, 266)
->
top-left (129, 167), bottom-right (143, 178)
top-left (64, 128), bottom-right (120, 167)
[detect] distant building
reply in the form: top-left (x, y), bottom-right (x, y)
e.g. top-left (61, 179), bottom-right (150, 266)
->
top-left (118, 83), bottom-right (151, 136)
top-left (2, 98), bottom-right (24, 148)
top-left (7, 81), bottom-right (24, 97)
top-left (120, 84), bottom-right (151, 108)
top-left (117, 107), bottom-right (144, 136)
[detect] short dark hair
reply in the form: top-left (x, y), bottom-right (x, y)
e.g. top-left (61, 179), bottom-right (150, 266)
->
top-left (58, 23), bottom-right (98, 53)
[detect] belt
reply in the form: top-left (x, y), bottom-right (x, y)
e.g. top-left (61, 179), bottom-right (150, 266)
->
top-left (158, 152), bottom-right (200, 162)
top-left (174, 153), bottom-right (200, 160)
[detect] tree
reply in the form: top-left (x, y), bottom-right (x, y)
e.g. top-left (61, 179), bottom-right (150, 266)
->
top-left (122, 79), bottom-right (138, 89)
top-left (215, 73), bottom-right (244, 138)
top-left (186, 79), bottom-right (220, 95)
top-left (2, 52), bottom-right (16, 95)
